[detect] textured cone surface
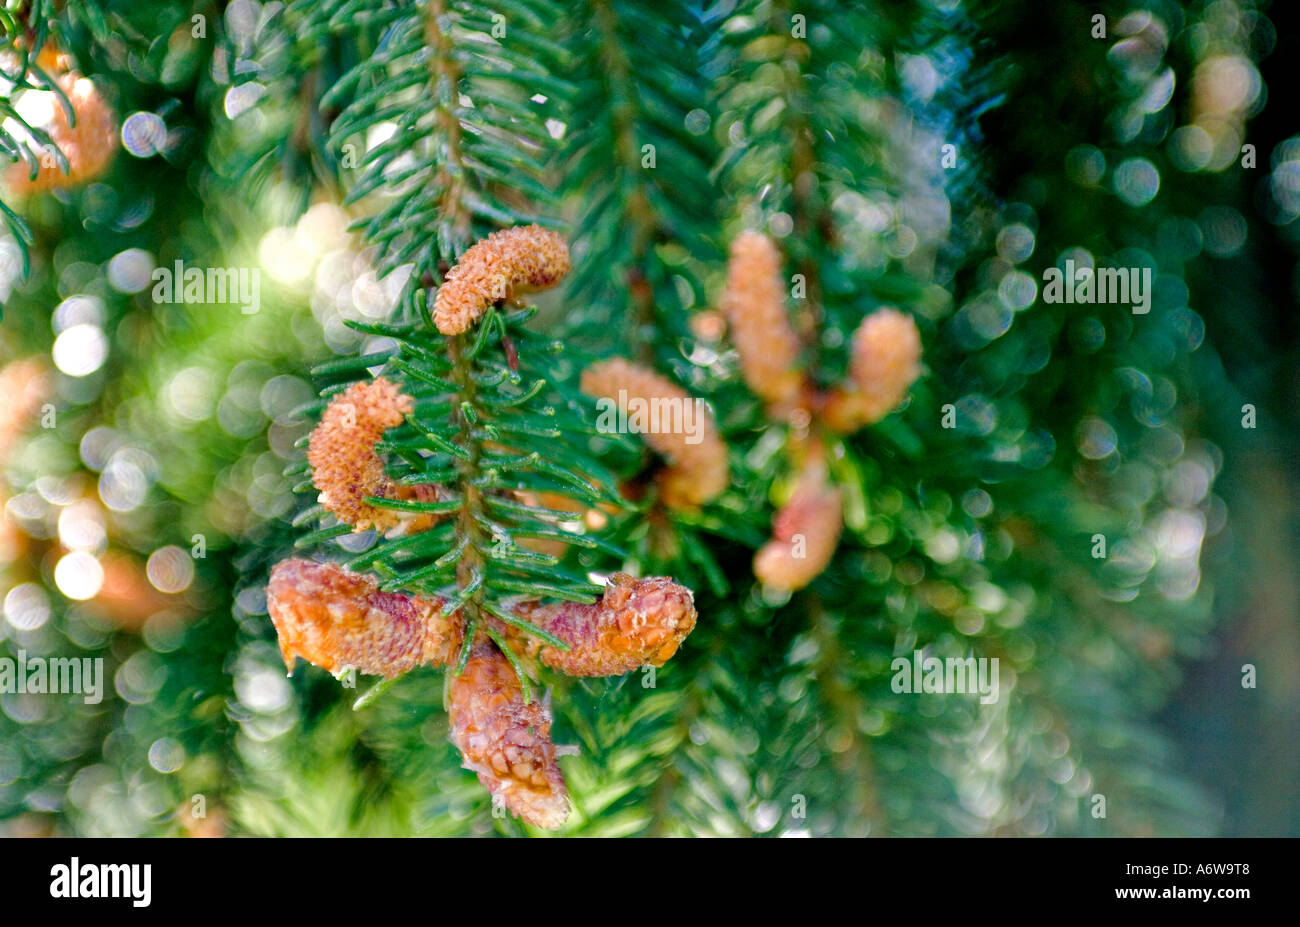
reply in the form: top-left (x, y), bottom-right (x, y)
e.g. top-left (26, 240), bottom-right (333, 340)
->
top-left (448, 643), bottom-right (570, 829)
top-left (823, 308), bottom-right (922, 432)
top-left (307, 378), bottom-right (447, 534)
top-left (580, 357), bottom-right (729, 509)
top-left (267, 558), bottom-right (459, 677)
top-left (8, 72), bottom-right (116, 192)
top-left (754, 467), bottom-right (844, 591)
top-left (433, 225), bottom-right (570, 334)
top-left (504, 572), bottom-right (698, 676)
top-left (720, 231), bottom-right (805, 411)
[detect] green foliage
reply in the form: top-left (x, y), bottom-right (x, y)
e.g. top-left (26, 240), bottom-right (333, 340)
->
top-left (293, 304), bottom-right (635, 697)
top-left (556, 0), bottom-right (719, 343)
top-left (0, 0), bottom-right (68, 278)
top-left (0, 0), bottom-right (1293, 838)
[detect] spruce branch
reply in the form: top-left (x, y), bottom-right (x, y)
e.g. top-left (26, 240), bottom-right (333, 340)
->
top-left (558, 0), bottom-right (718, 346)
top-left (322, 0), bottom-right (571, 288)
top-left (271, 222), bottom-right (702, 829)
top-left (424, 0), bottom-right (472, 251)
top-left (589, 0), bottom-right (656, 350)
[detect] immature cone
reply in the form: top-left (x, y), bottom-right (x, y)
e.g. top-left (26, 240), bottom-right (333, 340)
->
top-left (580, 357), bottom-right (729, 509)
top-left (823, 308), bottom-right (922, 432)
top-left (433, 225), bottom-right (570, 335)
top-left (448, 642), bottom-right (570, 829)
top-left (7, 72), bottom-right (117, 193)
top-left (500, 572), bottom-right (697, 676)
top-left (266, 558), bottom-right (460, 677)
top-left (753, 464), bottom-right (844, 592)
top-left (308, 377), bottom-right (449, 534)
top-left (720, 231), bottom-right (806, 413)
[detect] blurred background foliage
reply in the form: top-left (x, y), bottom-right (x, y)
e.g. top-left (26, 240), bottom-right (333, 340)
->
top-left (0, 0), bottom-right (1295, 836)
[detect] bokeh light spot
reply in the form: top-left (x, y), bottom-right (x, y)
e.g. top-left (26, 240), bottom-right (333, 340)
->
top-left (52, 324), bottom-right (109, 377)
top-left (55, 552), bottom-right (104, 601)
top-left (146, 546), bottom-right (195, 594)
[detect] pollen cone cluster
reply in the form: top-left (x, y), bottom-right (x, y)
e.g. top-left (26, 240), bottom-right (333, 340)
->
top-left (266, 559), bottom-right (696, 828)
top-left (433, 224), bottom-right (570, 335)
top-left (716, 232), bottom-right (926, 588)
top-left (719, 230), bottom-right (806, 414)
top-left (753, 459), bottom-right (844, 592)
top-left (8, 70), bottom-right (117, 193)
top-left (272, 226), bottom-right (701, 829)
top-left (448, 643), bottom-right (570, 830)
top-left (718, 233), bottom-right (923, 434)
top-left (580, 357), bottom-right (729, 510)
top-left (823, 308), bottom-right (923, 433)
top-left (307, 378), bottom-right (449, 534)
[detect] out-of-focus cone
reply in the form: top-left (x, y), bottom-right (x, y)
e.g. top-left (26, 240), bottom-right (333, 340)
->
top-left (93, 551), bottom-right (190, 631)
top-left (823, 308), bottom-right (922, 432)
top-left (177, 800), bottom-right (227, 838)
top-left (7, 69), bottom-right (117, 193)
top-left (720, 231), bottom-right (807, 416)
top-left (753, 459), bottom-right (844, 592)
top-left (580, 357), bottom-right (729, 510)
top-left (0, 357), bottom-right (52, 457)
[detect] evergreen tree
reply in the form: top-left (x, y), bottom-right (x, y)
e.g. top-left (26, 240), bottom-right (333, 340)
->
top-left (0, 0), bottom-right (1293, 837)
